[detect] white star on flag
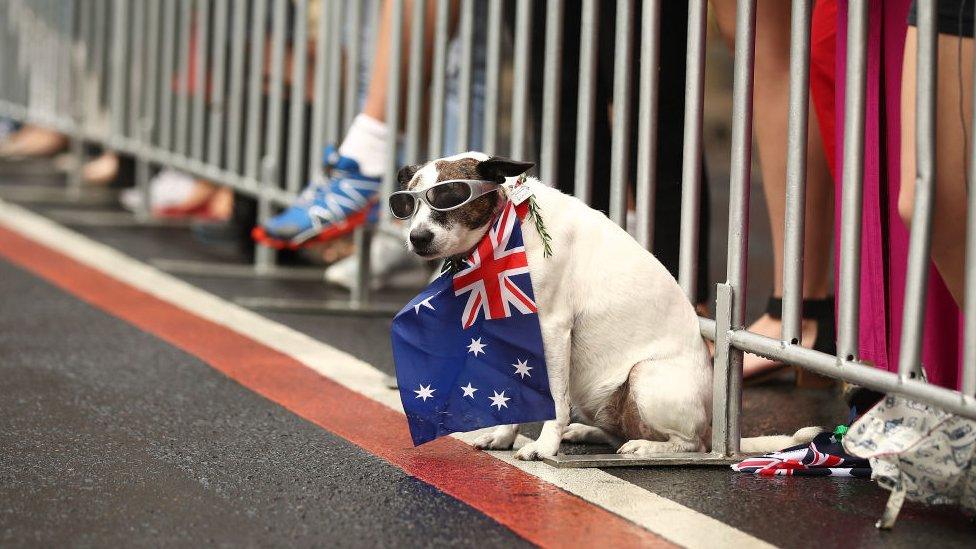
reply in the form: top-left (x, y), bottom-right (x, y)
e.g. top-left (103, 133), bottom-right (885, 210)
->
top-left (460, 382), bottom-right (478, 398)
top-left (413, 295), bottom-right (436, 314)
top-left (414, 384), bottom-right (435, 401)
top-left (467, 337), bottom-right (487, 356)
top-left (489, 390), bottom-right (510, 410)
top-left (512, 358), bottom-right (532, 378)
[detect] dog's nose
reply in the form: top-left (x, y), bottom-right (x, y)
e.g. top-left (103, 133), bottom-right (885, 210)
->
top-left (409, 228), bottom-right (434, 249)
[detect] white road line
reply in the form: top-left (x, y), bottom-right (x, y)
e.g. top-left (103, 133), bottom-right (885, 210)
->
top-left (0, 199), bottom-right (773, 549)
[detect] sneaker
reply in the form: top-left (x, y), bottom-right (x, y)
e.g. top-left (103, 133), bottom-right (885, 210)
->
top-left (323, 223), bottom-right (427, 291)
top-left (252, 146), bottom-right (382, 250)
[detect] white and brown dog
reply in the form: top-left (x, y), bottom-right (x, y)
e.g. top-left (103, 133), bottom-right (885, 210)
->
top-left (395, 152), bottom-right (819, 460)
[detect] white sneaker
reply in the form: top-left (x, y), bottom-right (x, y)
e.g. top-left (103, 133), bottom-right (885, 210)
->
top-left (120, 169), bottom-right (196, 213)
top-left (324, 223), bottom-right (427, 290)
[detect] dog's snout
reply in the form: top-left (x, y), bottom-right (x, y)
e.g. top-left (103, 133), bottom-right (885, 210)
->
top-left (409, 228), bottom-right (434, 249)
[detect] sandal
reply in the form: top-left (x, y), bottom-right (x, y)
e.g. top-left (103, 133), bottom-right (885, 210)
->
top-left (744, 296), bottom-right (837, 388)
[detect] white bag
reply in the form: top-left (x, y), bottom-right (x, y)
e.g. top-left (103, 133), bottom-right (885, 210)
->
top-left (842, 394), bottom-right (976, 529)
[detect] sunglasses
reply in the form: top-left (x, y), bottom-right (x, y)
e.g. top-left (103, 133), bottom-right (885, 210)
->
top-left (388, 179), bottom-right (501, 219)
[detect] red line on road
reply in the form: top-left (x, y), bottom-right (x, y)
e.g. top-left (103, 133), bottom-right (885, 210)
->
top-left (0, 225), bottom-right (673, 548)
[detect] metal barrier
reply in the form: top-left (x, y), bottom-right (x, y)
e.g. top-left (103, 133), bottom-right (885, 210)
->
top-left (1, 0), bottom-right (975, 468)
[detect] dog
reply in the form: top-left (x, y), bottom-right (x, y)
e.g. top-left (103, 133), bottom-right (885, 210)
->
top-left (396, 152), bottom-right (820, 460)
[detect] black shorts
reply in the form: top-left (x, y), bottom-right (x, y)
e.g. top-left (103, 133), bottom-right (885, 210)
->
top-left (908, 0), bottom-right (975, 37)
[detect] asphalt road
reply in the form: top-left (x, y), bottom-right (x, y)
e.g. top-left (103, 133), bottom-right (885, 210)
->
top-left (2, 172), bottom-right (975, 547)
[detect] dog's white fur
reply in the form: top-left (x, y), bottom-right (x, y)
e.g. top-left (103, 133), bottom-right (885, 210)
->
top-left (405, 152), bottom-right (820, 460)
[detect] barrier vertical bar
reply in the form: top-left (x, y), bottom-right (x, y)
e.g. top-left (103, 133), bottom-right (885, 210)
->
top-left (225, 0), bottom-right (246, 174)
top-left (136, 0), bottom-right (161, 220)
top-left (510, 0), bottom-right (531, 159)
top-left (574, 0), bottom-right (598, 204)
top-left (455, 0), bottom-right (474, 152)
top-left (483, 0), bottom-right (503, 155)
top-left (344, 1), bottom-right (362, 132)
top-left (264, 0), bottom-right (287, 177)
top-left (244, 0), bottom-right (268, 180)
top-left (159, 0), bottom-right (177, 151)
top-left (635, 0), bottom-right (661, 249)
top-left (308, 0), bottom-right (332, 180)
top-left (427, 0), bottom-right (449, 156)
top-left (191, 0), bottom-right (210, 160)
top-left (838, 0), bottom-right (868, 362)
top-left (712, 0), bottom-right (756, 457)
top-left (109, 0), bottom-right (126, 139)
top-left (324, 0), bottom-right (343, 145)
top-left (207, 0), bottom-right (229, 167)
top-left (540, 0), bottom-right (564, 184)
top-left (781, 0), bottom-right (813, 344)
top-left (966, 6), bottom-right (976, 396)
top-left (678, 0), bottom-right (707, 299)
top-left (609, 0), bottom-right (634, 226)
top-left (383, 0), bottom-right (404, 198)
top-left (899, 0), bottom-right (937, 378)
top-left (175, 0), bottom-right (192, 155)
top-left (129, 0), bottom-right (145, 140)
top-left (286, 0), bottom-right (309, 193)
top-left (405, 0), bottom-right (426, 164)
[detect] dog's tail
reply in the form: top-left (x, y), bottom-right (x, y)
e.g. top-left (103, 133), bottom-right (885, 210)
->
top-left (739, 426), bottom-right (823, 454)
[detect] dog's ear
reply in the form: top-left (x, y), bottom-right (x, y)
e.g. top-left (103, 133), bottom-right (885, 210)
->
top-left (397, 163), bottom-right (421, 188)
top-left (477, 156), bottom-right (534, 182)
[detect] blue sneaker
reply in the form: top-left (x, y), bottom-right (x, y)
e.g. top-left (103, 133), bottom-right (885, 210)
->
top-left (253, 146), bottom-right (382, 249)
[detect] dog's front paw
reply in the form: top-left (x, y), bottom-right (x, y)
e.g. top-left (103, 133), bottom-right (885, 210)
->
top-left (514, 438), bottom-right (559, 461)
top-left (473, 426), bottom-right (518, 450)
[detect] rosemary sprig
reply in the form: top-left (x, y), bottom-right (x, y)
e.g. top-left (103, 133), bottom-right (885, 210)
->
top-left (526, 195), bottom-right (553, 258)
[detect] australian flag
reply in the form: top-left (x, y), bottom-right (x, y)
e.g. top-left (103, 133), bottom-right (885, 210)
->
top-left (391, 201), bottom-right (555, 446)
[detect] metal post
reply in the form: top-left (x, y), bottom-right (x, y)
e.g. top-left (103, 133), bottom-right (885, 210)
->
top-left (191, 0), bottom-right (210, 160)
top-left (137, 0), bottom-right (162, 220)
top-left (383, 0), bottom-right (404, 198)
top-left (308, 0), bottom-right (332, 180)
top-left (244, 0), bottom-right (268, 180)
top-left (344, 1), bottom-right (361, 132)
top-left (159, 0), bottom-right (177, 151)
top-left (427, 0), bottom-right (449, 156)
top-left (712, 0), bottom-right (757, 457)
top-left (483, 0), bottom-right (503, 155)
top-left (574, 0), bottom-right (598, 204)
top-left (609, 0), bottom-right (634, 226)
top-left (225, 0), bottom-right (246, 174)
top-left (838, 0), bottom-right (869, 362)
top-left (129, 0), bottom-right (145, 140)
top-left (207, 0), bottom-right (229, 167)
top-left (286, 0), bottom-right (309, 193)
top-left (510, 0), bottom-right (531, 159)
top-left (540, 0), bottom-right (564, 184)
top-left (324, 0), bottom-right (342, 145)
top-left (781, 0), bottom-right (813, 344)
top-left (455, 0), bottom-right (474, 152)
top-left (899, 0), bottom-right (937, 379)
top-left (966, 3), bottom-right (976, 397)
top-left (175, 0), bottom-right (192, 156)
top-left (678, 0), bottom-right (707, 299)
top-left (405, 0), bottom-right (426, 164)
top-left (635, 0), bottom-right (661, 249)
top-left (109, 0), bottom-right (127, 139)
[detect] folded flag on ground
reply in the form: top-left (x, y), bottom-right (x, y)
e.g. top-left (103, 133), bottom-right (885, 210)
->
top-left (732, 427), bottom-right (872, 477)
top-left (391, 200), bottom-right (555, 446)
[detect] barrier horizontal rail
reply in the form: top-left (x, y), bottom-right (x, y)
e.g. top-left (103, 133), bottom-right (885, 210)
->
top-left (1, 0), bottom-right (974, 469)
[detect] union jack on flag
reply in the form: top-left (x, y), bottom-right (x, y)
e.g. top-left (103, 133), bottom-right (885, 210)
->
top-left (452, 202), bottom-right (537, 329)
top-left (391, 199), bottom-right (554, 446)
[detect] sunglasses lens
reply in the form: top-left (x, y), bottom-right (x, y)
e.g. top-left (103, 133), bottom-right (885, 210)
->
top-left (388, 194), bottom-right (416, 218)
top-left (427, 181), bottom-right (472, 210)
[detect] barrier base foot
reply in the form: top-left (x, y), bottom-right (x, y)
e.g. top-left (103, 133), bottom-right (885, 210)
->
top-left (234, 296), bottom-right (403, 317)
top-left (0, 184), bottom-right (117, 206)
top-left (46, 209), bottom-right (193, 228)
top-left (151, 258), bottom-right (325, 281)
top-left (541, 452), bottom-right (748, 468)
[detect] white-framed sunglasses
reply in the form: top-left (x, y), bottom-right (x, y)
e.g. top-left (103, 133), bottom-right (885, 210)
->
top-left (388, 179), bottom-right (501, 219)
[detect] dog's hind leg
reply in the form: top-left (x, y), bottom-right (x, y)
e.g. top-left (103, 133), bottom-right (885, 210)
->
top-left (473, 424), bottom-right (520, 450)
top-left (562, 423), bottom-right (622, 447)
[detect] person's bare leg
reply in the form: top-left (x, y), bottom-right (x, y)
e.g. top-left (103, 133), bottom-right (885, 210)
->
top-left (712, 0), bottom-right (834, 377)
top-left (899, 29), bottom-right (970, 306)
